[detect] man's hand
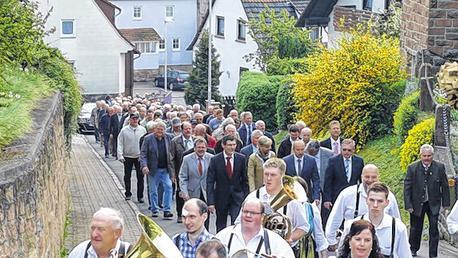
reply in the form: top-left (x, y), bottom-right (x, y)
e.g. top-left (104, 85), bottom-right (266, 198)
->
top-left (407, 208), bottom-right (414, 213)
top-left (119, 158), bottom-right (125, 163)
top-left (179, 192), bottom-right (190, 201)
top-left (208, 205), bottom-right (215, 213)
top-left (320, 250), bottom-right (329, 258)
top-left (324, 202), bottom-right (332, 209)
top-left (171, 176), bottom-right (176, 183)
top-left (286, 237), bottom-right (293, 246)
top-left (327, 244), bottom-right (337, 252)
top-left (314, 199), bottom-right (320, 206)
top-left (142, 167), bottom-right (149, 175)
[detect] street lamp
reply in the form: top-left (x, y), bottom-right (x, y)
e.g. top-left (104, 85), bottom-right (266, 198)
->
top-left (164, 16), bottom-right (173, 92)
top-left (207, 0), bottom-right (212, 106)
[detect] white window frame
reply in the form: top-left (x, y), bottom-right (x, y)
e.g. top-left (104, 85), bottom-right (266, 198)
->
top-left (159, 39), bottom-right (166, 51)
top-left (172, 38), bottom-right (180, 51)
top-left (133, 6), bottom-right (142, 20)
top-left (61, 19), bottom-right (75, 38)
top-left (216, 16), bottom-right (225, 37)
top-left (236, 19), bottom-right (247, 42)
top-left (165, 6), bottom-right (174, 19)
top-left (133, 41), bottom-right (157, 54)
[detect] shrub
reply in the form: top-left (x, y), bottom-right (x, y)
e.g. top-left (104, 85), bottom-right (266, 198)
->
top-left (276, 77), bottom-right (296, 130)
top-left (393, 91), bottom-right (419, 142)
top-left (293, 29), bottom-right (406, 148)
top-left (399, 118), bottom-right (435, 170)
top-left (266, 56), bottom-right (308, 75)
top-left (236, 72), bottom-right (281, 131)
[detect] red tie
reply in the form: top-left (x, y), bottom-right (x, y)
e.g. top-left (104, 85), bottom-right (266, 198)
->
top-left (226, 156), bottom-right (233, 178)
top-left (198, 157), bottom-right (203, 176)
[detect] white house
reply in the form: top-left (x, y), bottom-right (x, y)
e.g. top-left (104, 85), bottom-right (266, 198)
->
top-left (36, 0), bottom-right (137, 97)
top-left (188, 0), bottom-right (306, 96)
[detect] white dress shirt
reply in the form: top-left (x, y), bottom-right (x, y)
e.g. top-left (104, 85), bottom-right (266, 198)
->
top-left (223, 152), bottom-right (234, 169)
top-left (447, 201), bottom-right (458, 234)
top-left (331, 138), bottom-right (341, 154)
top-left (339, 214), bottom-right (412, 258)
top-left (308, 203), bottom-right (329, 252)
top-left (68, 240), bottom-right (130, 258)
top-left (325, 184), bottom-right (401, 245)
top-left (343, 156), bottom-right (352, 182)
top-left (182, 135), bottom-right (194, 150)
top-left (215, 224), bottom-right (294, 258)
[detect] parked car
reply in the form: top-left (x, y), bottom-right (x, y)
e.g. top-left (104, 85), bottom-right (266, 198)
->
top-left (154, 70), bottom-right (190, 90)
top-left (77, 102), bottom-right (96, 134)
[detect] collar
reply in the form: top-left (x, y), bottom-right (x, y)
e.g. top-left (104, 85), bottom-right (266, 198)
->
top-left (87, 239), bottom-right (121, 257)
top-left (331, 137), bottom-right (340, 145)
top-left (363, 214), bottom-right (392, 230)
top-left (183, 229), bottom-right (212, 247)
top-left (233, 224), bottom-right (264, 243)
top-left (294, 155), bottom-right (303, 161)
top-left (258, 186), bottom-right (274, 202)
top-left (223, 152), bottom-right (233, 160)
top-left (357, 183), bottom-right (368, 198)
top-left (343, 156), bottom-right (352, 162)
top-left (182, 135), bottom-right (192, 142)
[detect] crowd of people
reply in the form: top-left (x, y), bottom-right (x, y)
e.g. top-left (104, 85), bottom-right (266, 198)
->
top-left (69, 94), bottom-right (458, 258)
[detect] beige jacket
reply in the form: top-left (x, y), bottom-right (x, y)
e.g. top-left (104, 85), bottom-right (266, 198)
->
top-left (247, 151), bottom-right (276, 192)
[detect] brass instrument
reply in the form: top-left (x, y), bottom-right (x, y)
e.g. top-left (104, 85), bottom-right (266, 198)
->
top-left (231, 249), bottom-right (274, 258)
top-left (127, 213), bottom-right (183, 258)
top-left (263, 175), bottom-right (308, 239)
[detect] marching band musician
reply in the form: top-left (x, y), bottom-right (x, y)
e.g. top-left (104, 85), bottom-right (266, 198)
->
top-left (447, 199), bottom-right (458, 235)
top-left (236, 158), bottom-right (309, 257)
top-left (215, 198), bottom-right (294, 258)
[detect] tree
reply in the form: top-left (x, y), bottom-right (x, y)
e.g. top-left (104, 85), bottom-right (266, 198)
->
top-left (185, 31), bottom-right (222, 106)
top-left (246, 8), bottom-right (315, 74)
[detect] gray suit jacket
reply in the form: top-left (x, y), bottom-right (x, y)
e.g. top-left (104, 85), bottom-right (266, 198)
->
top-left (179, 152), bottom-right (214, 200)
top-left (318, 147), bottom-right (334, 189)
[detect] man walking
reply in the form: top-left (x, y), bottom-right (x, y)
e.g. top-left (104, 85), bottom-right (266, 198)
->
top-left (404, 144), bottom-right (450, 258)
top-left (117, 113), bottom-right (146, 202)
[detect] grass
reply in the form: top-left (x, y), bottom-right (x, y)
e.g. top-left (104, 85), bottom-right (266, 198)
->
top-left (60, 209), bottom-right (72, 258)
top-left (0, 68), bottom-right (53, 152)
top-left (273, 130), bottom-right (288, 152)
top-left (358, 135), bottom-right (410, 224)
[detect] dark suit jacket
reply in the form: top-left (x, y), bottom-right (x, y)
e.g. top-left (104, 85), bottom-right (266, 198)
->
top-left (182, 147), bottom-right (216, 157)
top-left (171, 135), bottom-right (195, 179)
top-left (404, 160), bottom-right (450, 217)
top-left (139, 134), bottom-right (175, 177)
top-left (206, 152), bottom-right (249, 210)
top-left (214, 139), bottom-right (243, 154)
top-left (284, 154), bottom-right (321, 201)
top-left (323, 154), bottom-right (364, 203)
top-left (240, 144), bottom-right (256, 158)
top-left (238, 123), bottom-right (256, 146)
top-left (264, 131), bottom-right (276, 152)
top-left (277, 137), bottom-right (292, 159)
top-left (320, 137), bottom-right (342, 151)
top-left (110, 113), bottom-right (124, 138)
top-left (99, 113), bottom-right (111, 135)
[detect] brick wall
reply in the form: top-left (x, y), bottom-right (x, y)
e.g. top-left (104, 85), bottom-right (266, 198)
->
top-left (0, 93), bottom-right (68, 258)
top-left (333, 6), bottom-right (375, 32)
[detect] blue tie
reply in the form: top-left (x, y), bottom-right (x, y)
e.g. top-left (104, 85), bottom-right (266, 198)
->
top-left (345, 159), bottom-right (350, 182)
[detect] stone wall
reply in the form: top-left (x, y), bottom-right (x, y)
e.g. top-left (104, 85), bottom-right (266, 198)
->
top-left (0, 93), bottom-right (68, 258)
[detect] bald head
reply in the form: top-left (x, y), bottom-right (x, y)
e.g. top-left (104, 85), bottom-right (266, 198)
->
top-left (293, 140), bottom-right (306, 158)
top-left (361, 164), bottom-right (380, 189)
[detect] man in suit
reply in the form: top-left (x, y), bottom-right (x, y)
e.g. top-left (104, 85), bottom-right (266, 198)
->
top-left (320, 120), bottom-right (342, 155)
top-left (140, 120), bottom-right (175, 219)
top-left (277, 124), bottom-right (301, 158)
top-left (214, 124), bottom-right (243, 154)
top-left (404, 144), bottom-right (450, 258)
top-left (171, 121), bottom-right (195, 223)
top-left (99, 106), bottom-right (113, 159)
top-left (255, 120), bottom-right (275, 151)
top-left (323, 139), bottom-right (364, 212)
top-left (238, 111), bottom-right (256, 146)
top-left (240, 130), bottom-right (263, 159)
top-left (284, 140), bottom-right (320, 204)
top-left (207, 135), bottom-right (249, 232)
top-left (110, 105), bottom-right (124, 159)
top-left (306, 140), bottom-right (334, 191)
top-left (179, 137), bottom-right (214, 229)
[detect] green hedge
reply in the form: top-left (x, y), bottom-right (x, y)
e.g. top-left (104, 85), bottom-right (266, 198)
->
top-left (276, 77), bottom-right (296, 130)
top-left (393, 90), bottom-right (419, 142)
top-left (400, 118), bottom-right (435, 170)
top-left (236, 72), bottom-right (282, 131)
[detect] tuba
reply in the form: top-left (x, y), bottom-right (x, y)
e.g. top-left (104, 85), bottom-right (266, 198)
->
top-left (127, 213), bottom-right (183, 258)
top-left (263, 175), bottom-right (308, 239)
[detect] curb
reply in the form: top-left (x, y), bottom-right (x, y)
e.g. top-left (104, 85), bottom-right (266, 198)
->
top-left (82, 135), bottom-right (141, 215)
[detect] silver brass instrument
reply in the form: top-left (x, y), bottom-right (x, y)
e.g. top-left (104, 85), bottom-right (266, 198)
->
top-left (127, 213), bottom-right (183, 258)
top-left (231, 249), bottom-right (275, 258)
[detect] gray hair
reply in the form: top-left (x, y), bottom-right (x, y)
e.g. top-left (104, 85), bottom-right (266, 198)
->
top-left (93, 207), bottom-right (124, 234)
top-left (255, 120), bottom-right (265, 127)
top-left (306, 140), bottom-right (320, 151)
top-left (251, 129), bottom-right (264, 138)
top-left (153, 120), bottom-right (167, 129)
top-left (420, 144), bottom-right (434, 154)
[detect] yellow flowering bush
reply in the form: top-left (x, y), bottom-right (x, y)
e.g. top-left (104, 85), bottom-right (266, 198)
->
top-left (292, 29), bottom-right (406, 148)
top-left (400, 118), bottom-right (435, 171)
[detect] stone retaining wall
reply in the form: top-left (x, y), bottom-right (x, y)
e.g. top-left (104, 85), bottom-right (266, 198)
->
top-left (0, 93), bottom-right (68, 258)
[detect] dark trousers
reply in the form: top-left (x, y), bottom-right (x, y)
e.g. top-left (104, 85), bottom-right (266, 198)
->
top-left (103, 133), bottom-right (110, 156)
top-left (111, 136), bottom-right (118, 158)
top-left (94, 127), bottom-right (100, 142)
top-left (215, 198), bottom-right (240, 232)
top-left (200, 191), bottom-right (210, 230)
top-left (123, 157), bottom-right (144, 199)
top-left (174, 180), bottom-right (185, 217)
top-left (409, 202), bottom-right (439, 257)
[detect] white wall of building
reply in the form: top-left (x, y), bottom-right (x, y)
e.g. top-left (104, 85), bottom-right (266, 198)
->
top-left (37, 0), bottom-right (134, 95)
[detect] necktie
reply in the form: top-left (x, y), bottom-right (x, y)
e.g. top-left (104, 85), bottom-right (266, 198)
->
top-left (185, 139), bottom-right (190, 150)
top-left (198, 157), bottom-right (203, 176)
top-left (333, 141), bottom-right (339, 154)
top-left (345, 159), bottom-right (350, 182)
top-left (226, 156), bottom-right (233, 178)
top-left (247, 125), bottom-right (251, 145)
top-left (297, 159), bottom-right (302, 175)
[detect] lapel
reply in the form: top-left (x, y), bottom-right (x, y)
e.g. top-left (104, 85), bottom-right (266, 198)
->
top-left (191, 154), bottom-right (200, 177)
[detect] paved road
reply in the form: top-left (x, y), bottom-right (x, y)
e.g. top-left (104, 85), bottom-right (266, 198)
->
top-left (133, 81), bottom-right (186, 106)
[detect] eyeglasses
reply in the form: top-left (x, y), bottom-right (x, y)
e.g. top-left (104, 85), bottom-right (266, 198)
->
top-left (242, 210), bottom-right (263, 216)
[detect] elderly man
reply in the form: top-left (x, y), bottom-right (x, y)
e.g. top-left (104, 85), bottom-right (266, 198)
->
top-left (203, 105), bottom-right (215, 124)
top-left (166, 117), bottom-right (182, 137)
top-left (214, 124), bottom-right (243, 154)
top-left (277, 124), bottom-right (301, 158)
top-left (255, 120), bottom-right (275, 151)
top-left (173, 199), bottom-right (213, 258)
top-left (100, 106), bottom-right (113, 159)
top-left (320, 120), bottom-right (342, 155)
top-left (68, 208), bottom-right (130, 258)
top-left (196, 240), bottom-right (227, 258)
top-left (326, 164), bottom-right (400, 250)
top-left (194, 124), bottom-right (217, 150)
top-left (110, 105), bottom-right (124, 159)
top-left (240, 130), bottom-right (263, 158)
top-left (238, 111), bottom-right (256, 146)
top-left (140, 121), bottom-right (175, 219)
top-left (217, 198), bottom-right (294, 257)
top-left (247, 136), bottom-right (275, 191)
top-left (209, 109), bottom-right (224, 130)
top-left (117, 113), bottom-right (147, 202)
top-left (301, 127), bottom-right (313, 146)
top-left (404, 144), bottom-right (450, 258)
top-left (194, 112), bottom-right (204, 125)
top-left (239, 158), bottom-right (309, 257)
top-left (90, 101), bottom-right (101, 143)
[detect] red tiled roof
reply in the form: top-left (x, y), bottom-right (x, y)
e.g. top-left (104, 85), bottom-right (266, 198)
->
top-left (119, 28), bottom-right (161, 42)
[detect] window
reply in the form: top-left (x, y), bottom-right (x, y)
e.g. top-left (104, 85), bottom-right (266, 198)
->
top-left (61, 19), bottom-right (75, 37)
top-left (363, 0), bottom-right (373, 11)
top-left (133, 41), bottom-right (157, 53)
top-left (216, 16), bottom-right (225, 37)
top-left (159, 39), bottom-right (165, 51)
top-left (237, 20), bottom-right (246, 41)
top-left (166, 6), bottom-right (174, 19)
top-left (172, 38), bottom-right (180, 50)
top-left (133, 6), bottom-right (142, 19)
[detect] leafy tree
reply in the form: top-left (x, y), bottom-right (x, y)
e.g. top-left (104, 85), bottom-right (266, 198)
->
top-left (185, 31), bottom-right (222, 106)
top-left (246, 8), bottom-right (315, 73)
top-left (372, 1), bottom-right (402, 38)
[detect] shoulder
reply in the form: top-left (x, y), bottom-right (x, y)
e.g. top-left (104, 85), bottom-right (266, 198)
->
top-left (393, 217), bottom-right (408, 231)
top-left (68, 240), bottom-right (91, 257)
top-left (353, 155), bottom-right (364, 162)
top-left (235, 152), bottom-right (245, 159)
top-left (214, 226), bottom-right (234, 241)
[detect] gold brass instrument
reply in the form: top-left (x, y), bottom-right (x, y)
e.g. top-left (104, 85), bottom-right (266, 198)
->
top-left (127, 213), bottom-right (183, 258)
top-left (263, 175), bottom-right (308, 239)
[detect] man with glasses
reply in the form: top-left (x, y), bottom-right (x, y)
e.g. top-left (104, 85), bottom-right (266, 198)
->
top-left (216, 198), bottom-right (294, 257)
